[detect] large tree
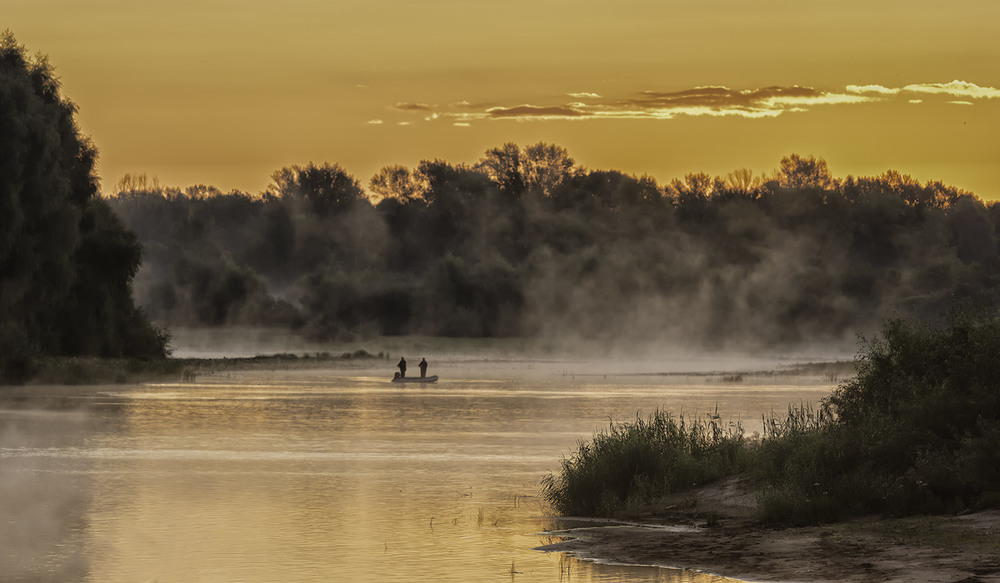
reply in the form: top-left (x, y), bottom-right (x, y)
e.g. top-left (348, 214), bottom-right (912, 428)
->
top-left (0, 31), bottom-right (167, 381)
top-left (270, 162), bottom-right (364, 216)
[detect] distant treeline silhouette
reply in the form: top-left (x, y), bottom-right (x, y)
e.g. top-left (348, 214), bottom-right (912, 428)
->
top-left (108, 143), bottom-right (1000, 351)
top-left (1, 32), bottom-right (168, 382)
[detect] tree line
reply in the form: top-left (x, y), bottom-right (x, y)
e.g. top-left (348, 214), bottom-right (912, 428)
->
top-left (107, 143), bottom-right (1000, 352)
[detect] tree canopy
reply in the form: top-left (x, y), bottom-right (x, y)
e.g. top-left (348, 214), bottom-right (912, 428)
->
top-left (0, 32), bottom-right (167, 381)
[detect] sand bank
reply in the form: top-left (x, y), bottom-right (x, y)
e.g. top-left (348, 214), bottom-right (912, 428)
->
top-left (537, 478), bottom-right (1000, 582)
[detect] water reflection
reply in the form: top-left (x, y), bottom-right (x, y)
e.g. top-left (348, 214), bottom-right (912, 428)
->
top-left (0, 370), bottom-right (832, 582)
top-left (551, 554), bottom-right (740, 583)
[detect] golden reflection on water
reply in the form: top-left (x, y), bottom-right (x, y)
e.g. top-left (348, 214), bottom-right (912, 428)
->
top-left (1, 369), bottom-right (833, 582)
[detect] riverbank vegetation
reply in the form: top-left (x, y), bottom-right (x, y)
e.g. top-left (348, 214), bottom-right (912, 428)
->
top-left (541, 411), bottom-right (749, 516)
top-left (543, 313), bottom-right (1000, 525)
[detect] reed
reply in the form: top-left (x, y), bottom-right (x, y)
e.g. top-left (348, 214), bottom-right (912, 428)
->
top-left (760, 402), bottom-right (832, 440)
top-left (541, 409), bottom-right (748, 516)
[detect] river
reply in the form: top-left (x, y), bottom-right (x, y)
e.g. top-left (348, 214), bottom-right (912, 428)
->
top-left (1, 358), bottom-right (838, 582)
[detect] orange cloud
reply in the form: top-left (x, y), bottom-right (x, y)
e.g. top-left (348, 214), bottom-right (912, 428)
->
top-left (486, 105), bottom-right (584, 118)
top-left (389, 81), bottom-right (999, 125)
top-left (393, 102), bottom-right (435, 111)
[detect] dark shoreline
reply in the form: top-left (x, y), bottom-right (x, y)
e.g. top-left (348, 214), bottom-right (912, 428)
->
top-left (538, 479), bottom-right (1000, 582)
top-left (8, 350), bottom-right (391, 387)
top-left (540, 513), bottom-right (1000, 583)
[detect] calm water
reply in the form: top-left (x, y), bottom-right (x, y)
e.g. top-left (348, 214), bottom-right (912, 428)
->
top-left (1, 362), bottom-right (835, 582)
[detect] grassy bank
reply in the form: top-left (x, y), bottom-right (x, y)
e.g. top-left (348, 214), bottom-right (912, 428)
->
top-left (543, 312), bottom-right (1000, 525)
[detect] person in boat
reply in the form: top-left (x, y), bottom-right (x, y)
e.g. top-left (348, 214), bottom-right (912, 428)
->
top-left (397, 356), bottom-right (407, 378)
top-left (419, 358), bottom-right (428, 378)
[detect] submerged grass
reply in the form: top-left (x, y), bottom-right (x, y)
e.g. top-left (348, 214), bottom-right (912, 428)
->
top-left (544, 312), bottom-right (1000, 525)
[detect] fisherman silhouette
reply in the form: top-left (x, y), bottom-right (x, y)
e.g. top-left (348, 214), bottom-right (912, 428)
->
top-left (397, 357), bottom-right (407, 378)
top-left (419, 358), bottom-right (428, 378)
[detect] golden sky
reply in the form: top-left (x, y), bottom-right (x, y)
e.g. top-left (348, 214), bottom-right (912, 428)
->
top-left (7, 0), bottom-right (1000, 198)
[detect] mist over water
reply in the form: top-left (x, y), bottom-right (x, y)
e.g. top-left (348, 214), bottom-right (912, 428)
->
top-left (0, 364), bottom-right (834, 582)
top-left (108, 150), bottom-right (1000, 357)
top-left (168, 326), bottom-right (855, 374)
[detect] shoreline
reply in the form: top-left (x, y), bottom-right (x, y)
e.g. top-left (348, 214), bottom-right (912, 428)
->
top-left (11, 350), bottom-right (854, 387)
top-left (8, 351), bottom-right (390, 387)
top-left (537, 478), bottom-right (1000, 582)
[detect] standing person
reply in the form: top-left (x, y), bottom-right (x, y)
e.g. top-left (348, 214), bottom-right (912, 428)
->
top-left (397, 356), bottom-right (407, 378)
top-left (418, 358), bottom-right (428, 378)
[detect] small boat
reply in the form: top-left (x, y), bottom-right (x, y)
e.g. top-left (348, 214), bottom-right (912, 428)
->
top-left (391, 374), bottom-right (438, 383)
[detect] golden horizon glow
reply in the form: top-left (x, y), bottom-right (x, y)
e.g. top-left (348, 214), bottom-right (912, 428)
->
top-left (7, 0), bottom-right (1000, 198)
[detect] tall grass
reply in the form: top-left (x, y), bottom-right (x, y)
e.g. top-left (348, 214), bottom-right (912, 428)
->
top-left (752, 404), bottom-right (849, 524)
top-left (541, 410), bottom-right (747, 516)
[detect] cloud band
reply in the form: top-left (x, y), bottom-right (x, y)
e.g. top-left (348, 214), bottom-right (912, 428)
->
top-left (386, 80), bottom-right (999, 125)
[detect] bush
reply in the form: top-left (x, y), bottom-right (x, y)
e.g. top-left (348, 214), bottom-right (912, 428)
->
top-left (756, 312), bottom-right (1000, 522)
top-left (543, 312), bottom-right (1000, 524)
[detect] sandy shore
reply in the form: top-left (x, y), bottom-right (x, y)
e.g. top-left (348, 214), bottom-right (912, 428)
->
top-left (536, 478), bottom-right (1000, 582)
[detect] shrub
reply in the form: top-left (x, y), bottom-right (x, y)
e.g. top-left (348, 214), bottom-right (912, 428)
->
top-left (543, 312), bottom-right (1000, 524)
top-left (756, 312), bottom-right (1000, 522)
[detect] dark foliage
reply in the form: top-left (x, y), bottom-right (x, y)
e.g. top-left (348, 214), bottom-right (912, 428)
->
top-left (0, 32), bottom-right (167, 382)
top-left (752, 312), bottom-right (1000, 523)
top-left (107, 144), bottom-right (1000, 349)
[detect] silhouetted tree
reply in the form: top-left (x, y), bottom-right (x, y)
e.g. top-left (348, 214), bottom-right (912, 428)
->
top-left (669, 172), bottom-right (715, 222)
top-left (778, 154), bottom-right (836, 190)
top-left (368, 165), bottom-right (421, 204)
top-left (475, 142), bottom-right (525, 198)
top-left (725, 168), bottom-right (765, 199)
top-left (270, 162), bottom-right (364, 216)
top-left (0, 32), bottom-right (167, 380)
top-left (522, 142), bottom-right (576, 196)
